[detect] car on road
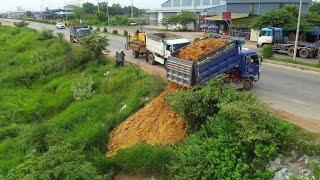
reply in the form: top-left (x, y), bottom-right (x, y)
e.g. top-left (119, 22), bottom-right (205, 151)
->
top-left (56, 22), bottom-right (66, 29)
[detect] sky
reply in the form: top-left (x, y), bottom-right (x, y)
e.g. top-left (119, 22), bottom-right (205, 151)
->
top-left (0, 0), bottom-right (164, 12)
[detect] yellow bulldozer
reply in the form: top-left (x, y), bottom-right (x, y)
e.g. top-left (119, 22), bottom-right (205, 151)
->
top-left (126, 30), bottom-right (147, 58)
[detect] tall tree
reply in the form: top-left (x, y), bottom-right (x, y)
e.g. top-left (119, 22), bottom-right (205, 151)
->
top-left (251, 5), bottom-right (320, 32)
top-left (82, 2), bottom-right (96, 14)
top-left (310, 2), bottom-right (320, 13)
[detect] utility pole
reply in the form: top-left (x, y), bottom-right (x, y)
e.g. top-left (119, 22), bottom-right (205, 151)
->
top-left (107, 0), bottom-right (110, 26)
top-left (97, 0), bottom-right (100, 13)
top-left (293, 0), bottom-right (302, 61)
top-left (131, 0), bottom-right (134, 19)
top-left (194, 0), bottom-right (198, 30)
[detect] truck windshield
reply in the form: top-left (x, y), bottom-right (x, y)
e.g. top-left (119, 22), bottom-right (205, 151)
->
top-left (259, 30), bottom-right (272, 37)
top-left (168, 42), bottom-right (191, 52)
top-left (78, 29), bottom-right (91, 37)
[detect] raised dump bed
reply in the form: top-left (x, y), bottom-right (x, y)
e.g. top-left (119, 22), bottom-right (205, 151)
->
top-left (166, 38), bottom-right (240, 87)
top-left (166, 36), bottom-right (261, 89)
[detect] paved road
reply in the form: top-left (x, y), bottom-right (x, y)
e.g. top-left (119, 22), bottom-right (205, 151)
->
top-left (2, 19), bottom-right (320, 126)
top-left (108, 36), bottom-right (320, 122)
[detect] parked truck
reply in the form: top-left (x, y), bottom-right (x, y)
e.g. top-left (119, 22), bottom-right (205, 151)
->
top-left (257, 27), bottom-right (320, 58)
top-left (166, 36), bottom-right (261, 90)
top-left (70, 25), bottom-right (92, 43)
top-left (145, 33), bottom-right (191, 65)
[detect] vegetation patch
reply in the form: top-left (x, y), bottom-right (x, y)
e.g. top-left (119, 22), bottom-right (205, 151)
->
top-left (0, 26), bottom-right (165, 177)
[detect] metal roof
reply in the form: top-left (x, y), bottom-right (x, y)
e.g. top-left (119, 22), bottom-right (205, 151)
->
top-left (226, 0), bottom-right (312, 3)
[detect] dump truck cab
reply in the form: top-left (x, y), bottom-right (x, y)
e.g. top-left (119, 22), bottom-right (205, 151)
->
top-left (239, 49), bottom-right (261, 87)
top-left (257, 27), bottom-right (284, 48)
top-left (70, 26), bottom-right (91, 43)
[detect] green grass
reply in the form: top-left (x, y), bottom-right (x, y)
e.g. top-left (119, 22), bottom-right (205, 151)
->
top-left (268, 55), bottom-right (320, 69)
top-left (0, 25), bottom-right (165, 177)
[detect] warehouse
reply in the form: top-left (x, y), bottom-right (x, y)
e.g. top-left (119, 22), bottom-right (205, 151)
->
top-left (147, 0), bottom-right (312, 28)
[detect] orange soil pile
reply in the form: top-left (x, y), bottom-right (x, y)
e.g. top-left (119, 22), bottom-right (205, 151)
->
top-left (106, 83), bottom-right (187, 157)
top-left (178, 38), bottom-right (229, 61)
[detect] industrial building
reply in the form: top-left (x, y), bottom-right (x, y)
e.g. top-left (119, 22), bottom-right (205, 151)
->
top-left (147, 0), bottom-right (312, 27)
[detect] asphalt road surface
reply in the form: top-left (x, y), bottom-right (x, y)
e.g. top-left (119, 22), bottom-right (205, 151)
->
top-left (1, 19), bottom-right (320, 129)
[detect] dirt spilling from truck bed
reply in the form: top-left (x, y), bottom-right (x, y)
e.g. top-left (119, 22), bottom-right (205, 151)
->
top-left (106, 83), bottom-right (187, 157)
top-left (178, 38), bottom-right (229, 61)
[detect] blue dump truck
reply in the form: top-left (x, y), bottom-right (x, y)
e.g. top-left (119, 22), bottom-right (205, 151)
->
top-left (166, 36), bottom-right (261, 90)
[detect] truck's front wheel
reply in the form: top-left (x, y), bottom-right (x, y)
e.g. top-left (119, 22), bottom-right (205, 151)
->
top-left (148, 53), bottom-right (156, 65)
top-left (299, 48), bottom-right (310, 58)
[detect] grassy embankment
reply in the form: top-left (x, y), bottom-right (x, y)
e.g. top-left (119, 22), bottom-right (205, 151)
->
top-left (0, 25), bottom-right (319, 179)
top-left (0, 25), bottom-right (165, 178)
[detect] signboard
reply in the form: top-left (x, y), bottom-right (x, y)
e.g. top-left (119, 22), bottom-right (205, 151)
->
top-left (223, 12), bottom-right (231, 21)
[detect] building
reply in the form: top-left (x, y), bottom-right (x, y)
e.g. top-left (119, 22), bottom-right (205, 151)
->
top-left (147, 0), bottom-right (312, 28)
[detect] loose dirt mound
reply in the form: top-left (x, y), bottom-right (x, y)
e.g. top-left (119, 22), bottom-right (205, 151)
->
top-left (178, 38), bottom-right (229, 61)
top-left (106, 83), bottom-right (187, 157)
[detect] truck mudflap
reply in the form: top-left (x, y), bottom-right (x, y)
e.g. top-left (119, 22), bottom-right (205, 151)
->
top-left (166, 57), bottom-right (194, 87)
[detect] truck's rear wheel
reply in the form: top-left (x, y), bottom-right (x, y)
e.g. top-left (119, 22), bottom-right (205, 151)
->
top-left (134, 51), bottom-right (139, 58)
top-left (299, 48), bottom-right (309, 58)
top-left (243, 79), bottom-right (253, 91)
top-left (148, 53), bottom-right (156, 65)
top-left (287, 47), bottom-right (295, 57)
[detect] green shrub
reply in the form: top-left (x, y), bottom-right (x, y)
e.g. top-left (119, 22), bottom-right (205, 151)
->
top-left (14, 21), bottom-right (29, 28)
top-left (57, 32), bottom-right (64, 41)
top-left (65, 45), bottom-right (91, 70)
top-left (37, 29), bottom-right (54, 41)
top-left (6, 144), bottom-right (103, 180)
top-left (261, 44), bottom-right (274, 58)
top-left (83, 33), bottom-right (109, 59)
top-left (108, 144), bottom-right (173, 176)
top-left (112, 30), bottom-right (118, 35)
top-left (124, 30), bottom-right (128, 37)
top-left (71, 76), bottom-right (96, 101)
top-left (167, 77), bottom-right (320, 179)
top-left (167, 78), bottom-right (235, 130)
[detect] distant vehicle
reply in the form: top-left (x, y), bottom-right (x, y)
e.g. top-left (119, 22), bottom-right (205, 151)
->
top-left (167, 36), bottom-right (261, 90)
top-left (257, 27), bottom-right (320, 58)
top-left (127, 32), bottom-right (191, 65)
top-left (130, 22), bottom-right (137, 26)
top-left (56, 22), bottom-right (66, 29)
top-left (146, 33), bottom-right (191, 65)
top-left (69, 25), bottom-right (91, 43)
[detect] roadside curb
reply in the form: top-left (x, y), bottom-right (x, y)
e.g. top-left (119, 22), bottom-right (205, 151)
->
top-left (264, 59), bottom-right (320, 73)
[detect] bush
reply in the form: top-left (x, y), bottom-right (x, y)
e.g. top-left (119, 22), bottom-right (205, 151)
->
top-left (167, 77), bottom-right (320, 179)
top-left (71, 76), bottom-right (96, 101)
top-left (167, 78), bottom-right (233, 130)
top-left (108, 144), bottom-right (173, 176)
top-left (6, 144), bottom-right (103, 180)
top-left (261, 44), bottom-right (274, 58)
top-left (57, 32), bottom-right (64, 41)
top-left (14, 21), bottom-right (29, 28)
top-left (112, 30), bottom-right (118, 35)
top-left (124, 30), bottom-right (128, 37)
top-left (37, 29), bottom-right (54, 41)
top-left (83, 33), bottom-right (109, 59)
